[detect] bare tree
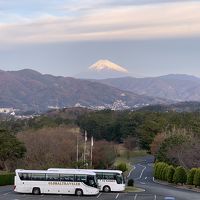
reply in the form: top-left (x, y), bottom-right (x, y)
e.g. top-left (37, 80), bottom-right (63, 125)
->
top-left (150, 132), bottom-right (167, 156)
top-left (124, 136), bottom-right (138, 151)
top-left (17, 126), bottom-right (83, 169)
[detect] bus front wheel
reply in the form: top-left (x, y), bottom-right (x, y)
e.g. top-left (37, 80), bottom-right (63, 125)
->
top-left (32, 187), bottom-right (41, 195)
top-left (75, 189), bottom-right (83, 196)
top-left (103, 186), bottom-right (111, 192)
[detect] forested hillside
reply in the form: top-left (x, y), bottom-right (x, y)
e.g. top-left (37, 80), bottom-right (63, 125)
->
top-left (1, 108), bottom-right (200, 171)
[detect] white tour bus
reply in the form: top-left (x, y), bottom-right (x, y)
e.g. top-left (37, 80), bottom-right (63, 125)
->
top-left (14, 169), bottom-right (99, 196)
top-left (48, 168), bottom-right (125, 192)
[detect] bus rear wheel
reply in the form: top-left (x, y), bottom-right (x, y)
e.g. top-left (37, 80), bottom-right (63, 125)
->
top-left (103, 186), bottom-right (111, 192)
top-left (75, 189), bottom-right (83, 196)
top-left (32, 187), bottom-right (41, 195)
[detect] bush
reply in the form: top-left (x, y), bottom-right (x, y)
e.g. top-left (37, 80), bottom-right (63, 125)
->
top-left (155, 162), bottom-right (168, 180)
top-left (193, 169), bottom-right (200, 187)
top-left (167, 165), bottom-right (175, 183)
top-left (154, 162), bottom-right (165, 179)
top-left (127, 179), bottom-right (134, 186)
top-left (116, 162), bottom-right (128, 172)
top-left (0, 173), bottom-right (15, 186)
top-left (161, 166), bottom-right (168, 181)
top-left (187, 168), bottom-right (197, 185)
top-left (173, 166), bottom-right (187, 184)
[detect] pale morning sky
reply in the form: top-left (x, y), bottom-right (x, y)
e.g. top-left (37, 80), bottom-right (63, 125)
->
top-left (0, 0), bottom-right (200, 77)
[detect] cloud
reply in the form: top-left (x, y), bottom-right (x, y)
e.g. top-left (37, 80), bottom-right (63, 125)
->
top-left (0, 1), bottom-right (200, 45)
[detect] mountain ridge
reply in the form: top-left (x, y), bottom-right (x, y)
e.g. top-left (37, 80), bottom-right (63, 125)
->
top-left (95, 74), bottom-right (200, 102)
top-left (0, 69), bottom-right (168, 112)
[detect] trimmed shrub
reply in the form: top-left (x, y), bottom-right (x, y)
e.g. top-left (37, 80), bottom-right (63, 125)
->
top-left (0, 173), bottom-right (15, 186)
top-left (127, 179), bottom-right (134, 186)
top-left (173, 166), bottom-right (187, 184)
top-left (154, 163), bottom-right (159, 179)
top-left (116, 162), bottom-right (128, 172)
top-left (154, 162), bottom-right (168, 180)
top-left (193, 169), bottom-right (200, 187)
top-left (187, 168), bottom-right (197, 185)
top-left (167, 165), bottom-right (175, 183)
top-left (158, 163), bottom-right (168, 180)
top-left (161, 166), bottom-right (168, 181)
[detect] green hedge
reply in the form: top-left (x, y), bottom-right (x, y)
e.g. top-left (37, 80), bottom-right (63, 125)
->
top-left (154, 162), bottom-right (200, 187)
top-left (0, 173), bottom-right (15, 186)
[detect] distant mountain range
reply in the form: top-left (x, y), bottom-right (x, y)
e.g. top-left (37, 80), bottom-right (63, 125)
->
top-left (0, 69), bottom-right (167, 112)
top-left (96, 74), bottom-right (200, 102)
top-left (1, 61), bottom-right (200, 113)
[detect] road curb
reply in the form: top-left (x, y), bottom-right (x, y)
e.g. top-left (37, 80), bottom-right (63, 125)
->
top-left (153, 178), bottom-right (200, 193)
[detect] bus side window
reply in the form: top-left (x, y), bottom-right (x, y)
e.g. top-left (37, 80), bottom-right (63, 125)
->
top-left (75, 175), bottom-right (87, 184)
top-left (46, 174), bottom-right (59, 181)
top-left (60, 174), bottom-right (74, 182)
top-left (19, 173), bottom-right (31, 181)
top-left (31, 173), bottom-right (46, 181)
top-left (96, 173), bottom-right (103, 179)
top-left (103, 173), bottom-right (115, 180)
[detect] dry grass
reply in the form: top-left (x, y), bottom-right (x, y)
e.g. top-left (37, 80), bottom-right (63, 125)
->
top-left (114, 144), bottom-right (147, 177)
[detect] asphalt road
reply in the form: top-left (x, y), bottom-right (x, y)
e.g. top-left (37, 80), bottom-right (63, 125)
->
top-left (129, 156), bottom-right (200, 200)
top-left (0, 156), bottom-right (200, 199)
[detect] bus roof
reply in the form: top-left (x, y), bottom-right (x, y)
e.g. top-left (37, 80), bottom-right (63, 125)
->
top-left (15, 169), bottom-right (96, 175)
top-left (48, 168), bottom-right (123, 174)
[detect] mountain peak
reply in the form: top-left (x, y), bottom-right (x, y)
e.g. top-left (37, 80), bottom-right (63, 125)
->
top-left (89, 59), bottom-right (128, 73)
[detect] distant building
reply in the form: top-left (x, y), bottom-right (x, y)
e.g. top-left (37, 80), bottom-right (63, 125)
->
top-left (0, 107), bottom-right (15, 114)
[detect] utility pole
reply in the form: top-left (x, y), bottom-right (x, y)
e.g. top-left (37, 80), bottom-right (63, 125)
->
top-left (83, 130), bottom-right (87, 167)
top-left (90, 136), bottom-right (93, 167)
top-left (76, 132), bottom-right (79, 168)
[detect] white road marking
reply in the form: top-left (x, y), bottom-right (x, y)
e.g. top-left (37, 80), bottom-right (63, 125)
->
top-left (145, 177), bottom-right (147, 180)
top-left (127, 166), bottom-right (136, 177)
top-left (140, 182), bottom-right (146, 185)
top-left (97, 193), bottom-right (102, 198)
top-left (3, 192), bottom-right (10, 195)
top-left (154, 194), bottom-right (157, 200)
top-left (115, 193), bottom-right (119, 199)
top-left (134, 194), bottom-right (138, 200)
top-left (135, 164), bottom-right (146, 180)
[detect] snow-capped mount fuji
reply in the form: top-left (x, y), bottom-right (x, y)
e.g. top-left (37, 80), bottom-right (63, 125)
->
top-left (76, 59), bottom-right (129, 79)
top-left (90, 59), bottom-right (128, 73)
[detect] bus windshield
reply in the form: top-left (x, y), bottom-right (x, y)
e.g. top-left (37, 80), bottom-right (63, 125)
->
top-left (87, 175), bottom-right (98, 188)
top-left (115, 173), bottom-right (125, 184)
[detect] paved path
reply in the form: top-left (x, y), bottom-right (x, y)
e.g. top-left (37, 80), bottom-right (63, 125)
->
top-left (129, 156), bottom-right (200, 200)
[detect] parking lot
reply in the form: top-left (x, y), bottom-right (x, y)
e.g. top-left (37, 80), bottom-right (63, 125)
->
top-left (0, 187), bottom-right (168, 200)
